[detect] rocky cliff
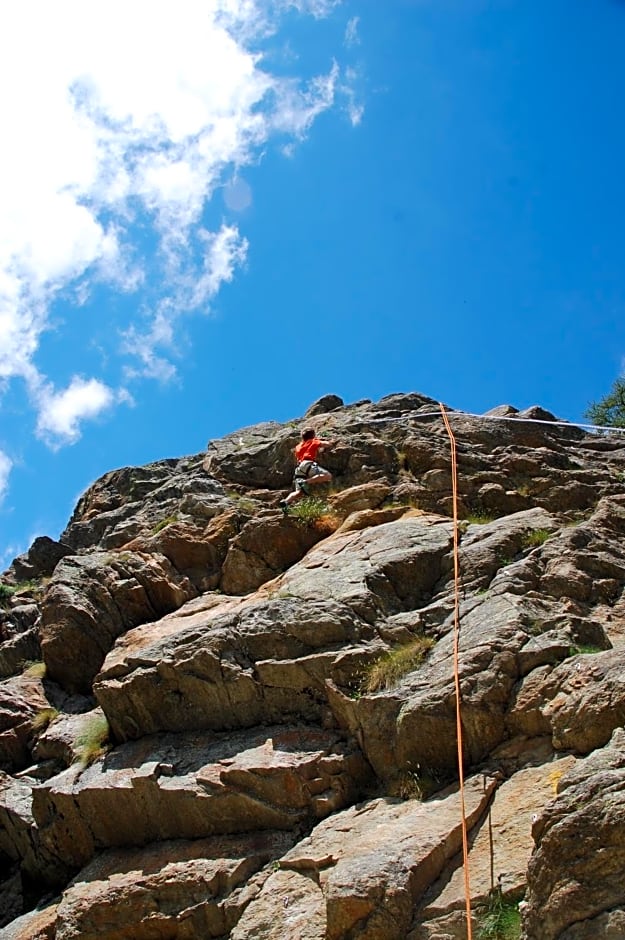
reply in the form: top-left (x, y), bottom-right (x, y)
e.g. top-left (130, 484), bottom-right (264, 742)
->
top-left (2, 391), bottom-right (625, 939)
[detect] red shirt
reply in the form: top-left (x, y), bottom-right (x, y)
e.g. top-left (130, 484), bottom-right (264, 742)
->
top-left (295, 438), bottom-right (323, 462)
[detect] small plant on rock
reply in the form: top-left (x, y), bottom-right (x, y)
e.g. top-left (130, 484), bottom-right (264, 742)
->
top-left (22, 660), bottom-right (47, 679)
top-left (75, 713), bottom-right (111, 766)
top-left (520, 528), bottom-right (551, 550)
top-left (466, 511), bottom-right (497, 525)
top-left (152, 515), bottom-right (178, 534)
top-left (31, 707), bottom-right (59, 733)
top-left (289, 497), bottom-right (339, 535)
top-left (226, 491), bottom-right (259, 512)
top-left (0, 584), bottom-right (16, 607)
top-left (363, 636), bottom-right (435, 693)
top-left (476, 888), bottom-right (521, 939)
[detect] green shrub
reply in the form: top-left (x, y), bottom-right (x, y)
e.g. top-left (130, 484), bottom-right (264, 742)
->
top-left (476, 890), bottom-right (521, 939)
top-left (0, 584), bottom-right (17, 607)
top-left (363, 636), bottom-right (435, 693)
top-left (74, 713), bottom-right (110, 766)
top-left (289, 497), bottom-right (334, 526)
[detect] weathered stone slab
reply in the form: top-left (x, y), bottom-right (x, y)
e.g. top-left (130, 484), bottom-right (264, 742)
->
top-left (411, 755), bottom-right (576, 938)
top-left (31, 726), bottom-right (371, 881)
top-left (0, 902), bottom-right (57, 939)
top-left (232, 773), bottom-right (496, 940)
top-left (94, 593), bottom-right (376, 740)
top-left (52, 831), bottom-right (295, 939)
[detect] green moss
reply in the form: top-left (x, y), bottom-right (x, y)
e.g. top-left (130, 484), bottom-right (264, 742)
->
top-left (569, 644), bottom-right (603, 657)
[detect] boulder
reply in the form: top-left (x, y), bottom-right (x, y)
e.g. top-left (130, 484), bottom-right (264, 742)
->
top-left (0, 674), bottom-right (49, 771)
top-left (522, 727), bottom-right (625, 940)
top-left (40, 551), bottom-right (196, 693)
top-left (221, 514), bottom-right (328, 595)
top-left (7, 536), bottom-right (73, 583)
top-left (305, 394), bottom-right (345, 417)
top-left (94, 593), bottom-right (378, 740)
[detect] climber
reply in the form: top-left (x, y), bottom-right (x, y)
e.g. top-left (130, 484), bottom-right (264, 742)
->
top-left (279, 427), bottom-right (335, 512)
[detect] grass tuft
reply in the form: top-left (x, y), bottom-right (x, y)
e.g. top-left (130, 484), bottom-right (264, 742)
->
top-left (31, 707), bottom-right (59, 733)
top-left (288, 498), bottom-right (339, 535)
top-left (22, 660), bottom-right (47, 679)
top-left (476, 889), bottom-right (521, 939)
top-left (391, 766), bottom-right (443, 801)
top-left (288, 496), bottom-right (330, 522)
top-left (466, 511), bottom-right (497, 525)
top-left (152, 515), bottom-right (178, 534)
top-left (74, 713), bottom-right (111, 766)
top-left (0, 584), bottom-right (16, 607)
top-left (520, 528), bottom-right (552, 550)
top-left (363, 636), bottom-right (435, 693)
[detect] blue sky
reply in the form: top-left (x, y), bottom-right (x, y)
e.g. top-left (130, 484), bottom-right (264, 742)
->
top-left (1, 0), bottom-right (625, 568)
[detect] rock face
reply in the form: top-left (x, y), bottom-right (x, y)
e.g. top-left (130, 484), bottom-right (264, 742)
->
top-left (2, 391), bottom-right (625, 938)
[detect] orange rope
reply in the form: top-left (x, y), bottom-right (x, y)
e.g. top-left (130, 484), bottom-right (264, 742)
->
top-left (439, 402), bottom-right (473, 939)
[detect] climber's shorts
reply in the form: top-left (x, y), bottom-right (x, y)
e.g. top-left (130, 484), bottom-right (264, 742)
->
top-left (294, 460), bottom-right (326, 490)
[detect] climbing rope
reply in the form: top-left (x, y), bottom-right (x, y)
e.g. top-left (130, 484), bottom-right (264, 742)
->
top-left (439, 402), bottom-right (473, 940)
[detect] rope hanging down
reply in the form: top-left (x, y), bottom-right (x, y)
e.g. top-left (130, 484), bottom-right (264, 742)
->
top-left (439, 402), bottom-right (473, 940)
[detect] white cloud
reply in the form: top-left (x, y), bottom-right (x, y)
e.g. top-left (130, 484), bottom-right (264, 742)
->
top-left (341, 66), bottom-right (365, 126)
top-left (282, 0), bottom-right (341, 17)
top-left (345, 16), bottom-right (360, 46)
top-left (35, 377), bottom-right (118, 446)
top-left (0, 451), bottom-right (12, 504)
top-left (0, 0), bottom-right (357, 448)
